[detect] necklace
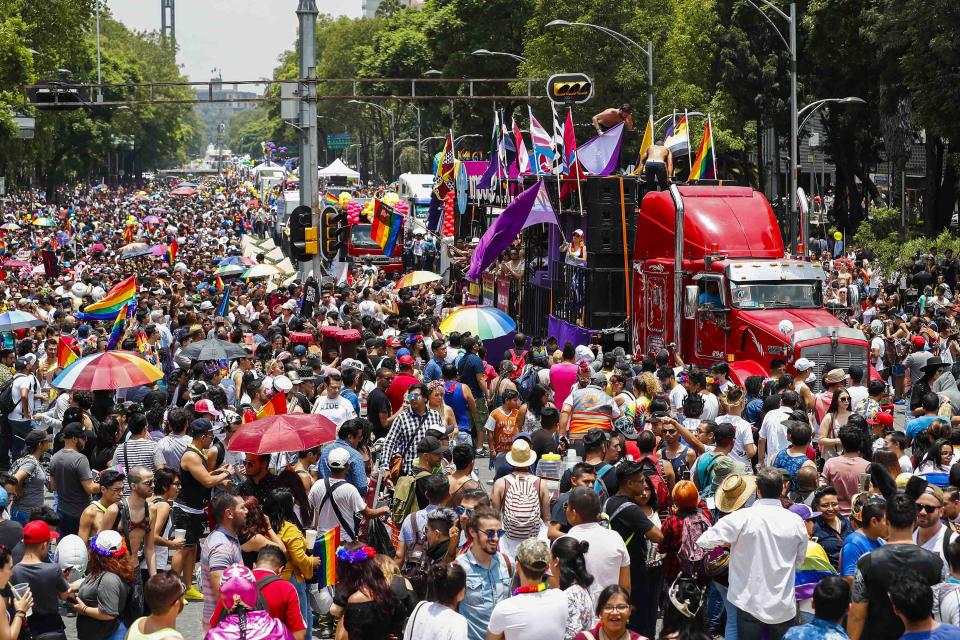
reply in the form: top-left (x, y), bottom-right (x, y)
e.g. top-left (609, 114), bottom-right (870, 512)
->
top-left (511, 582), bottom-right (546, 597)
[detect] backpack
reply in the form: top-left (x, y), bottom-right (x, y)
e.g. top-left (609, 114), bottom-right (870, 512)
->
top-left (636, 456), bottom-right (671, 519)
top-left (675, 509), bottom-right (712, 579)
top-left (214, 574), bottom-right (283, 624)
top-left (594, 464), bottom-right (615, 504)
top-left (501, 473), bottom-right (543, 540)
top-left (516, 365), bottom-right (540, 402)
top-left (404, 525), bottom-right (440, 600)
top-left (391, 470), bottom-right (432, 525)
top-left (0, 374), bottom-right (26, 417)
top-left (507, 349), bottom-right (528, 381)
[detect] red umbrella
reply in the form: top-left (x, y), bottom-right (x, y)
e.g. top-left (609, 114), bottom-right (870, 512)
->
top-left (170, 187), bottom-right (197, 197)
top-left (227, 414), bottom-right (338, 454)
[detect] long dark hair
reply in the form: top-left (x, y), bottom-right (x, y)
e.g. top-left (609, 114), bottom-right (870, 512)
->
top-left (262, 488), bottom-right (303, 533)
top-left (527, 384), bottom-right (549, 415)
top-left (337, 542), bottom-right (396, 617)
top-left (238, 496), bottom-right (271, 539)
top-left (918, 438), bottom-right (951, 472)
top-left (826, 387), bottom-right (852, 416)
top-left (551, 536), bottom-right (594, 590)
top-left (427, 563), bottom-right (466, 606)
top-left (638, 472), bottom-right (659, 511)
top-left (661, 578), bottom-right (707, 639)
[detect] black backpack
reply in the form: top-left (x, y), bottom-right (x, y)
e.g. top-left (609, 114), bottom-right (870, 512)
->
top-left (0, 374), bottom-right (26, 417)
top-left (214, 574), bottom-right (284, 624)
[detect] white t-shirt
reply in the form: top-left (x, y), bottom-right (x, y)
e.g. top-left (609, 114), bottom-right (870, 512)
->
top-left (487, 588), bottom-right (568, 640)
top-left (563, 523), bottom-right (630, 605)
top-left (404, 602), bottom-right (468, 640)
top-left (8, 374), bottom-right (36, 421)
top-left (900, 454), bottom-right (914, 473)
top-left (846, 385), bottom-right (869, 413)
top-left (308, 477), bottom-right (366, 541)
top-left (715, 414), bottom-right (756, 468)
top-left (700, 391), bottom-right (720, 421)
top-left (311, 394), bottom-right (357, 426)
top-left (669, 385), bottom-right (687, 416)
top-left (760, 407), bottom-right (793, 466)
top-left (871, 336), bottom-right (886, 370)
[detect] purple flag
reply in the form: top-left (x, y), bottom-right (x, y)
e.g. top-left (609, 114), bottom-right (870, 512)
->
top-left (578, 121), bottom-right (626, 175)
top-left (466, 181), bottom-right (559, 281)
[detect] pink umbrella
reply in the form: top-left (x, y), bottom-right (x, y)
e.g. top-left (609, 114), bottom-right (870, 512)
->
top-left (150, 244), bottom-right (168, 256)
top-left (170, 187), bottom-right (197, 197)
top-left (89, 243), bottom-right (106, 253)
top-left (143, 215), bottom-right (162, 225)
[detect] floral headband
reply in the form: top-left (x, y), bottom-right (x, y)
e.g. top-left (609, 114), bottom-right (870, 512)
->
top-left (336, 545), bottom-right (376, 564)
top-left (90, 531), bottom-right (128, 559)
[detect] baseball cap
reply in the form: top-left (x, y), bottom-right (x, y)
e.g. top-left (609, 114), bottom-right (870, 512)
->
top-left (386, 337), bottom-right (402, 348)
top-left (867, 411), bottom-right (894, 428)
top-left (515, 538), bottom-right (550, 570)
top-left (62, 422), bottom-right (94, 439)
top-left (327, 447), bottom-right (351, 469)
top-left (23, 520), bottom-right (59, 545)
top-left (193, 398), bottom-right (221, 417)
top-left (340, 358), bottom-right (364, 372)
top-left (189, 418), bottom-right (214, 435)
top-left (398, 354), bottom-right (415, 367)
top-left (912, 335), bottom-right (927, 347)
top-left (24, 430), bottom-right (52, 447)
top-left (416, 435), bottom-right (447, 455)
top-left (794, 358), bottom-right (814, 372)
top-left (199, 300), bottom-right (215, 311)
top-left (788, 503), bottom-right (822, 521)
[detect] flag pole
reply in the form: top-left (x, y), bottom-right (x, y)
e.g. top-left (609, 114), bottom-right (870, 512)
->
top-left (551, 102), bottom-right (562, 216)
top-left (684, 110), bottom-right (692, 175)
top-left (708, 113), bottom-right (718, 180)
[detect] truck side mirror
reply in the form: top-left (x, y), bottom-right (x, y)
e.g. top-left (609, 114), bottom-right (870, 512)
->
top-left (684, 285), bottom-right (699, 319)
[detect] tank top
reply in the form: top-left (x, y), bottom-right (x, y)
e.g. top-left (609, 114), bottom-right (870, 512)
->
top-left (444, 381), bottom-right (470, 430)
top-left (126, 617), bottom-right (183, 640)
top-left (176, 445), bottom-right (209, 512)
top-left (152, 498), bottom-right (174, 570)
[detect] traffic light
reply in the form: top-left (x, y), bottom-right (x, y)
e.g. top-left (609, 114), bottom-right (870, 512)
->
top-left (26, 81), bottom-right (88, 111)
top-left (288, 205), bottom-right (313, 263)
top-left (321, 208), bottom-right (347, 260)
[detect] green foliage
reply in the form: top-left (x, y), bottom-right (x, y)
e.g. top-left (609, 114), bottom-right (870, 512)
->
top-left (852, 206), bottom-right (902, 269)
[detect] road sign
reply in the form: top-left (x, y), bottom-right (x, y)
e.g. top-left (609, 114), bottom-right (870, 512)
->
top-left (546, 73), bottom-right (594, 105)
top-left (326, 133), bottom-right (352, 149)
top-left (280, 82), bottom-right (298, 122)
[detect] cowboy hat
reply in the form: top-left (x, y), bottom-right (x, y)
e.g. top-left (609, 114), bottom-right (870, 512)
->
top-left (505, 439), bottom-right (537, 468)
top-left (921, 357), bottom-right (946, 374)
top-left (715, 473), bottom-right (757, 513)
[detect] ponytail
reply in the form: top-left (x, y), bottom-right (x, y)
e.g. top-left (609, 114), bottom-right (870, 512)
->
top-left (427, 563), bottom-right (466, 606)
top-left (551, 536), bottom-right (594, 590)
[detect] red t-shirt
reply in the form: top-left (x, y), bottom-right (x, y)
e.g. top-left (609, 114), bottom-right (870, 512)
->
top-left (387, 373), bottom-right (421, 412)
top-left (209, 568), bottom-right (306, 633)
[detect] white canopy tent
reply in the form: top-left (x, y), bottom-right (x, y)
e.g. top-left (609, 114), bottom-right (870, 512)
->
top-left (318, 158), bottom-right (360, 179)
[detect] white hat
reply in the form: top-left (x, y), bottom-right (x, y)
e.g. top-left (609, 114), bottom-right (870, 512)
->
top-left (328, 447), bottom-right (351, 469)
top-left (505, 439), bottom-right (537, 468)
top-left (272, 375), bottom-right (293, 392)
top-left (55, 534), bottom-right (88, 573)
top-left (794, 357), bottom-right (814, 372)
top-left (340, 358), bottom-right (363, 372)
top-left (574, 344), bottom-right (595, 363)
top-left (281, 299), bottom-right (298, 310)
top-left (199, 300), bottom-right (215, 311)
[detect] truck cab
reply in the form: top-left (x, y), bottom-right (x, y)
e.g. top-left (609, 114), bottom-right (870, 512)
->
top-left (345, 199), bottom-right (403, 273)
top-left (632, 185), bottom-right (870, 387)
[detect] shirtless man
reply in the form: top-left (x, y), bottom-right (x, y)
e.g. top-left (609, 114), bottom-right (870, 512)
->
top-left (640, 139), bottom-right (673, 191)
top-left (78, 469), bottom-right (125, 542)
top-left (104, 465), bottom-right (157, 579)
top-left (592, 104), bottom-right (635, 133)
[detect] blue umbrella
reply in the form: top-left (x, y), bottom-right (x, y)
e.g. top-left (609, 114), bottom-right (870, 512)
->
top-left (175, 182), bottom-right (198, 188)
top-left (0, 311), bottom-right (46, 331)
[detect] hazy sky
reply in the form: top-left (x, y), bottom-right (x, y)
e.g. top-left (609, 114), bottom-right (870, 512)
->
top-left (107, 0), bottom-right (360, 84)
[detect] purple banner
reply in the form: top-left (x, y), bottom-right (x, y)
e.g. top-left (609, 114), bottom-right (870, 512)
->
top-left (548, 315), bottom-right (595, 347)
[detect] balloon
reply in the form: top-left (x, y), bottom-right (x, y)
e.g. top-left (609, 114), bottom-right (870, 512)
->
top-left (383, 193), bottom-right (399, 206)
top-left (833, 231), bottom-right (842, 241)
top-left (339, 192), bottom-right (352, 206)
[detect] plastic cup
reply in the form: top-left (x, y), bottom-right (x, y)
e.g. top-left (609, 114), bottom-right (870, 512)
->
top-left (173, 528), bottom-right (186, 541)
top-left (12, 583), bottom-right (31, 617)
top-left (305, 529), bottom-right (318, 550)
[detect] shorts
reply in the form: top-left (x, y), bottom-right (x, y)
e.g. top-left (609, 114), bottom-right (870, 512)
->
top-left (171, 506), bottom-right (206, 546)
top-left (892, 363), bottom-right (905, 376)
top-left (470, 396), bottom-right (489, 434)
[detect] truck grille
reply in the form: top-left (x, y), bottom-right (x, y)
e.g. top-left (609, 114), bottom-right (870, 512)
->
top-left (799, 343), bottom-right (868, 393)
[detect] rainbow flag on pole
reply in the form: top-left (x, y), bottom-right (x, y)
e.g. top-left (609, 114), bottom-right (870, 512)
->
top-left (76, 275), bottom-right (137, 321)
top-left (370, 199), bottom-right (404, 255)
top-left (688, 114), bottom-right (717, 181)
top-left (325, 192), bottom-right (340, 206)
top-left (57, 336), bottom-right (81, 369)
top-left (167, 238), bottom-right (178, 265)
top-left (315, 527), bottom-right (340, 587)
top-left (105, 303), bottom-right (129, 350)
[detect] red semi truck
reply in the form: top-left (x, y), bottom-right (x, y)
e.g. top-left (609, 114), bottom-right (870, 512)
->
top-left (631, 184), bottom-right (870, 386)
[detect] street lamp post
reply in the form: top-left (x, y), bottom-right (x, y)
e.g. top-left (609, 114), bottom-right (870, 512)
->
top-left (471, 49), bottom-right (528, 63)
top-left (546, 20), bottom-right (654, 122)
top-left (455, 134), bottom-right (480, 145)
top-left (350, 100), bottom-right (395, 179)
top-left (95, 0), bottom-right (103, 103)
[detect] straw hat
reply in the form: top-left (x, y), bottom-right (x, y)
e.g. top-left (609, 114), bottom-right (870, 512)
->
top-left (505, 439), bottom-right (537, 468)
top-left (715, 474), bottom-right (757, 513)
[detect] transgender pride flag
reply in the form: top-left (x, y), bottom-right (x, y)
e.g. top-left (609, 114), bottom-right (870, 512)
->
top-left (528, 107), bottom-right (555, 175)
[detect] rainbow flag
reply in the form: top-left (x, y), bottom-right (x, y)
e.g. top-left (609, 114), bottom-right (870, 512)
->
top-left (215, 286), bottom-right (230, 318)
top-left (123, 226), bottom-right (134, 243)
top-left (315, 527), bottom-right (340, 587)
top-left (105, 303), bottom-right (129, 350)
top-left (244, 392), bottom-right (287, 423)
top-left (325, 192), bottom-right (339, 206)
top-left (215, 274), bottom-right (224, 291)
top-left (136, 330), bottom-right (148, 354)
top-left (688, 115), bottom-right (717, 181)
top-left (167, 238), bottom-right (178, 265)
top-left (77, 275), bottom-right (137, 321)
top-left (57, 336), bottom-right (81, 369)
top-left (794, 544), bottom-right (837, 601)
top-left (370, 199), bottom-right (403, 255)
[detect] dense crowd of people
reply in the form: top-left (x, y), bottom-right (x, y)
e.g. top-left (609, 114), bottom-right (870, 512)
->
top-left (0, 175), bottom-right (959, 640)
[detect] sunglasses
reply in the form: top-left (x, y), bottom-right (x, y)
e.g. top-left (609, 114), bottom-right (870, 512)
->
top-left (455, 506), bottom-right (474, 517)
top-left (480, 528), bottom-right (505, 541)
top-left (407, 393), bottom-right (422, 400)
top-left (916, 503), bottom-right (940, 513)
top-left (131, 479), bottom-right (155, 486)
top-left (662, 429), bottom-right (677, 435)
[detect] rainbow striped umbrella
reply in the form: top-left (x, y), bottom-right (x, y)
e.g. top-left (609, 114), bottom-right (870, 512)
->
top-left (53, 351), bottom-right (164, 391)
top-left (31, 217), bottom-right (56, 228)
top-left (439, 305), bottom-right (516, 340)
top-left (393, 270), bottom-right (442, 290)
top-left (0, 310), bottom-right (46, 331)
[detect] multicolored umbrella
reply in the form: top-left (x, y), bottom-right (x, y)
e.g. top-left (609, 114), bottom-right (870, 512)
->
top-left (52, 351), bottom-right (164, 391)
top-left (0, 223), bottom-right (20, 231)
top-left (216, 264), bottom-right (246, 276)
top-left (218, 256), bottom-right (256, 267)
top-left (0, 310), bottom-right (46, 331)
top-left (31, 217), bottom-right (56, 227)
top-left (392, 270), bottom-right (443, 290)
top-left (439, 305), bottom-right (516, 340)
top-left (119, 242), bottom-right (152, 259)
top-left (170, 187), bottom-right (197, 197)
top-left (240, 264), bottom-right (284, 279)
top-left (227, 413), bottom-right (338, 454)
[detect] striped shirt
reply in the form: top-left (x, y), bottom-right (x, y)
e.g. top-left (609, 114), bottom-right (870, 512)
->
top-left (110, 437), bottom-right (158, 495)
top-left (200, 527), bottom-right (242, 630)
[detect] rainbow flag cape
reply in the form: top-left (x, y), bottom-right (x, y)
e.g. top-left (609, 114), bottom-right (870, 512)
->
top-left (325, 192), bottom-right (339, 206)
top-left (370, 199), bottom-right (403, 255)
top-left (794, 544), bottom-right (837, 601)
top-left (136, 330), bottom-right (148, 354)
top-left (315, 527), bottom-right (340, 587)
top-left (167, 238), bottom-right (178, 265)
top-left (77, 275), bottom-right (137, 321)
top-left (243, 392), bottom-right (287, 423)
top-left (689, 115), bottom-right (717, 181)
top-left (105, 303), bottom-right (129, 350)
top-left (57, 336), bottom-right (81, 369)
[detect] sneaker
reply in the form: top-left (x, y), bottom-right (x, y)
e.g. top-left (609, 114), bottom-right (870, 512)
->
top-left (183, 585), bottom-right (204, 601)
top-left (894, 399), bottom-right (906, 405)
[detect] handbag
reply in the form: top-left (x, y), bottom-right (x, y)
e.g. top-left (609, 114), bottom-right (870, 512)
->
top-left (366, 516), bottom-right (395, 558)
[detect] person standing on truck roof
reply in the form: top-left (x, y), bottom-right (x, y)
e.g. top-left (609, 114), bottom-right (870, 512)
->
top-left (592, 104), bottom-right (634, 133)
top-left (639, 139), bottom-right (673, 192)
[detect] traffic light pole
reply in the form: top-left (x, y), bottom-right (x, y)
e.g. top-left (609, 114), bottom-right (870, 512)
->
top-left (297, 0), bottom-right (321, 279)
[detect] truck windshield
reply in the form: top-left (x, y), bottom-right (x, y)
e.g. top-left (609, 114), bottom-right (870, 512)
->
top-left (729, 281), bottom-right (822, 309)
top-left (350, 224), bottom-right (382, 250)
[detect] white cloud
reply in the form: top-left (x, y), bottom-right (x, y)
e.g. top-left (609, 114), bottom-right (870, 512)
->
top-left (106, 0), bottom-right (360, 83)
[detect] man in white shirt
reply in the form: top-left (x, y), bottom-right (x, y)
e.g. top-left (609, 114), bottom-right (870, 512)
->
top-left (716, 388), bottom-right (758, 470)
top-left (657, 367), bottom-right (687, 417)
top-left (486, 538), bottom-right (568, 640)
top-left (308, 447), bottom-right (387, 542)
top-left (7, 356), bottom-right (39, 462)
top-left (697, 468), bottom-right (807, 640)
top-left (562, 486), bottom-right (630, 604)
top-left (846, 365), bottom-right (869, 411)
top-left (311, 371), bottom-right (357, 426)
top-left (759, 390), bottom-right (801, 466)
